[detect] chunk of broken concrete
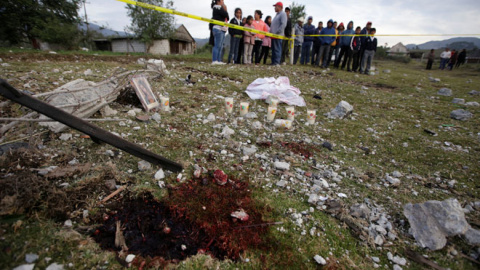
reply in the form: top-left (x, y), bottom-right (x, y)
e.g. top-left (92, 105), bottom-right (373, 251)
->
top-left (403, 198), bottom-right (471, 250)
top-left (231, 209), bottom-right (249, 221)
top-left (138, 160), bottom-right (152, 171)
top-left (385, 175), bottom-right (401, 186)
top-left (242, 145), bottom-right (257, 156)
top-left (151, 112), bottom-right (161, 123)
top-left (465, 101), bottom-right (479, 107)
top-left (214, 169), bottom-right (228, 185)
top-left (326, 101), bottom-right (353, 119)
top-left (46, 263), bottom-right (64, 270)
top-left (125, 254), bottom-right (136, 263)
top-left (313, 255), bottom-right (327, 265)
top-left (469, 90), bottom-right (479, 96)
top-left (450, 109), bottom-right (473, 121)
top-left (221, 126), bottom-right (235, 138)
top-left (13, 264), bottom-right (35, 270)
top-left (452, 98), bottom-right (465, 105)
top-left (25, 254), bottom-right (39, 263)
top-left (274, 161), bottom-right (290, 171)
top-left (437, 88), bottom-right (452, 96)
top-left (350, 203), bottom-right (371, 219)
top-left (464, 227), bottom-right (480, 246)
top-left (59, 133), bottom-right (72, 141)
top-left (154, 169), bottom-right (165, 180)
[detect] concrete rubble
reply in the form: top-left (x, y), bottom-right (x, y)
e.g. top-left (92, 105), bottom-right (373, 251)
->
top-left (326, 101), bottom-right (353, 119)
top-left (403, 198), bottom-right (480, 250)
top-left (450, 109), bottom-right (473, 121)
top-left (437, 88), bottom-right (452, 96)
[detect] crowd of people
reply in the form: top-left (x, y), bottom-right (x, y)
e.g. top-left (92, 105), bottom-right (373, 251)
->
top-left (292, 18), bottom-right (377, 73)
top-left (210, 0), bottom-right (287, 66)
top-left (209, 0), bottom-right (378, 74)
top-left (428, 48), bottom-right (467, 70)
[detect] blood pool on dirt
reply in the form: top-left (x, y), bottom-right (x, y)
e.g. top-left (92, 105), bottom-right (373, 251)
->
top-left (93, 171), bottom-right (271, 266)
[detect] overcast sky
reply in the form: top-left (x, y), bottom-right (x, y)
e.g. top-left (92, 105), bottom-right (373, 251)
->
top-left (85, 0), bottom-right (479, 46)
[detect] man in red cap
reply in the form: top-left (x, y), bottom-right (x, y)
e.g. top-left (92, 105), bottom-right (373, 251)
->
top-left (359, 21), bottom-right (372, 70)
top-left (270, 2), bottom-right (287, 65)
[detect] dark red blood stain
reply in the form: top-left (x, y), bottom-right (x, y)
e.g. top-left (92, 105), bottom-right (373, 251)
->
top-left (93, 172), bottom-right (271, 266)
top-left (213, 170), bottom-right (228, 186)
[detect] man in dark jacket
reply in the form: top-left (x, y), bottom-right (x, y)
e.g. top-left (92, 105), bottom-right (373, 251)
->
top-left (270, 2), bottom-right (287, 66)
top-left (426, 49), bottom-right (435, 70)
top-left (316, 19), bottom-right (336, 68)
top-left (359, 21), bottom-right (372, 67)
top-left (300, 16), bottom-right (315, 65)
top-left (456, 49), bottom-right (467, 68)
top-left (350, 26), bottom-right (362, 72)
top-left (311, 21), bottom-right (323, 65)
top-left (281, 7), bottom-right (292, 64)
top-left (227, 8), bottom-right (243, 64)
top-left (293, 17), bottom-right (304, 65)
top-left (360, 28), bottom-right (377, 74)
top-left (236, 17), bottom-right (247, 64)
top-left (334, 21), bottom-right (354, 69)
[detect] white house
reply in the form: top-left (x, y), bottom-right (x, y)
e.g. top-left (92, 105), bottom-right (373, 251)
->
top-left (388, 42), bottom-right (409, 56)
top-left (108, 24), bottom-right (196, 55)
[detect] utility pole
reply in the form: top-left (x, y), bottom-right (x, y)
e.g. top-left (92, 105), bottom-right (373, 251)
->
top-left (84, 0), bottom-right (89, 32)
top-left (83, 0), bottom-right (92, 50)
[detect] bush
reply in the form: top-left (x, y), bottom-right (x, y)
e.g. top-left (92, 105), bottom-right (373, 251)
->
top-left (196, 44), bottom-right (212, 55)
top-left (386, 56), bottom-right (411, 63)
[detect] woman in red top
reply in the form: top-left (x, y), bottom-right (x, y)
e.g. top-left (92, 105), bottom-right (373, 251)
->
top-left (252, 10), bottom-right (267, 64)
top-left (259, 16), bottom-right (272, 64)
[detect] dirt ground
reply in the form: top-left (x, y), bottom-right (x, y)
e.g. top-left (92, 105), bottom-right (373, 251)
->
top-left (1, 50), bottom-right (480, 269)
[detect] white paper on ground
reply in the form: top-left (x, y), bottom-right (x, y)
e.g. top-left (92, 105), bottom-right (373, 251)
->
top-left (245, 77), bottom-right (306, 107)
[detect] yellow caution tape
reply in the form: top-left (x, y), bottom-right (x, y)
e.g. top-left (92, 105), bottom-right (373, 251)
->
top-left (115, 0), bottom-right (292, 40)
top-left (116, 1), bottom-right (479, 40)
top-left (296, 34), bottom-right (480, 37)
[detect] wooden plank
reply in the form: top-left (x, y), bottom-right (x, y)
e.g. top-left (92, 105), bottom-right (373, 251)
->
top-left (0, 79), bottom-right (183, 172)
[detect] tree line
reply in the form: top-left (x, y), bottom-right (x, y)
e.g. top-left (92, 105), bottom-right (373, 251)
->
top-left (0, 0), bottom-right (175, 49)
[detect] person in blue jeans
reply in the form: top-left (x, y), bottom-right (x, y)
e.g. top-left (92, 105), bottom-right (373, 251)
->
top-left (360, 28), bottom-right (377, 74)
top-left (270, 2), bottom-right (287, 66)
top-left (300, 16), bottom-right (315, 65)
top-left (210, 0), bottom-right (229, 65)
top-left (227, 8), bottom-right (243, 64)
top-left (293, 17), bottom-right (304, 65)
top-left (311, 21), bottom-right (323, 65)
top-left (334, 21), bottom-right (354, 69)
top-left (439, 48), bottom-right (451, 70)
top-left (316, 19), bottom-right (336, 68)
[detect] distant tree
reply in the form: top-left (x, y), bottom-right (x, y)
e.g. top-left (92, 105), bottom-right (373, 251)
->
top-left (0, 0), bottom-right (81, 48)
top-left (289, 2), bottom-right (306, 24)
top-left (126, 0), bottom-right (175, 50)
top-left (375, 46), bottom-right (389, 59)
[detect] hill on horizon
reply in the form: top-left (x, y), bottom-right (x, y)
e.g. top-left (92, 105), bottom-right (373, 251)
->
top-left (406, 37), bottom-right (480, 50)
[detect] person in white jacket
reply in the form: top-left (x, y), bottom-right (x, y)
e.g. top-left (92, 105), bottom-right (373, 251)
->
top-left (439, 48), bottom-right (451, 70)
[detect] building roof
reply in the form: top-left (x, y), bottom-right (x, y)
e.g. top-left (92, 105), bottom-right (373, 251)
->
top-left (104, 24), bottom-right (195, 43)
top-left (173, 24), bottom-right (195, 43)
top-left (79, 22), bottom-right (132, 38)
top-left (388, 42), bottom-right (409, 53)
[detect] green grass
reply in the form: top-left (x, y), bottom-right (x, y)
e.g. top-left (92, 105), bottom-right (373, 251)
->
top-left (1, 52), bottom-right (479, 269)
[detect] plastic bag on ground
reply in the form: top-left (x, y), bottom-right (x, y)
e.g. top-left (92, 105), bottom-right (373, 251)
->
top-left (245, 77), bottom-right (306, 107)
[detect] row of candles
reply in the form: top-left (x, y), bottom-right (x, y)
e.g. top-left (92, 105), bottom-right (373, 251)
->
top-left (225, 97), bottom-right (317, 128)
